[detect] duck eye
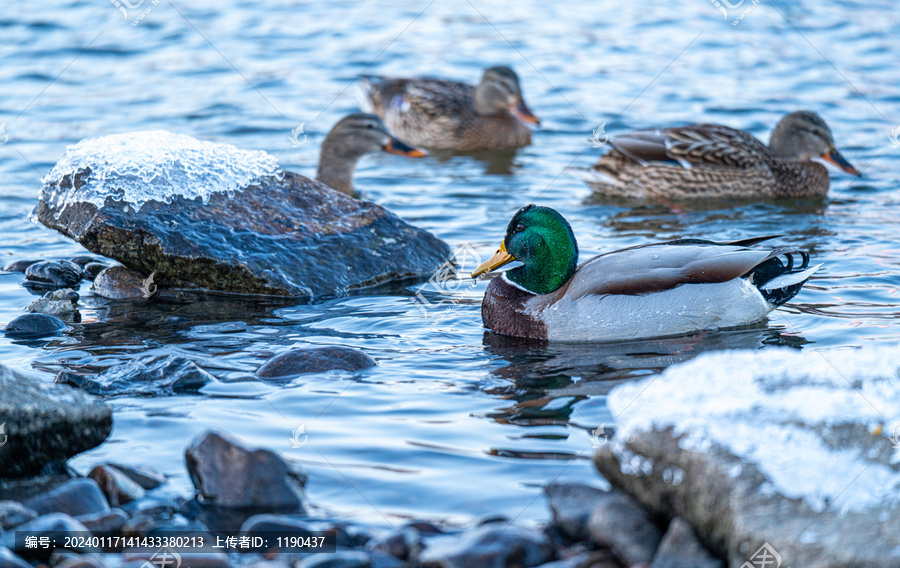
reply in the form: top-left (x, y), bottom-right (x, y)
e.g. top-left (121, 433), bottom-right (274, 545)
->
top-left (366, 124), bottom-right (375, 129)
top-left (515, 224), bottom-right (525, 233)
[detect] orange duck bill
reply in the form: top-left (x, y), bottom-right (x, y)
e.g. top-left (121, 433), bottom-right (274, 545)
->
top-left (821, 147), bottom-right (861, 177)
top-left (510, 98), bottom-right (540, 126)
top-left (472, 241), bottom-right (516, 278)
top-left (383, 136), bottom-right (427, 157)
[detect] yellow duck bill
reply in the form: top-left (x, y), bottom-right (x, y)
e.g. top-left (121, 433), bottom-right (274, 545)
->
top-left (472, 241), bottom-right (516, 278)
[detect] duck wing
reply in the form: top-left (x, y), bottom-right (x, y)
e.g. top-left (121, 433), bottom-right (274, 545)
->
top-left (361, 76), bottom-right (473, 120)
top-left (610, 124), bottom-right (769, 169)
top-left (565, 240), bottom-right (777, 299)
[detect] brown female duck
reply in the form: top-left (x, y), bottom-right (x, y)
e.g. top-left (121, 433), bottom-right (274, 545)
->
top-left (316, 113), bottom-right (425, 196)
top-left (577, 111), bottom-right (860, 199)
top-left (359, 66), bottom-right (540, 151)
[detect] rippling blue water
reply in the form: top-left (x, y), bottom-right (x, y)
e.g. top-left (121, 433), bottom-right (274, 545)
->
top-left (1, 0), bottom-right (898, 527)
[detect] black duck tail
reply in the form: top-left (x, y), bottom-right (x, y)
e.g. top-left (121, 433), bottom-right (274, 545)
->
top-left (743, 248), bottom-right (821, 307)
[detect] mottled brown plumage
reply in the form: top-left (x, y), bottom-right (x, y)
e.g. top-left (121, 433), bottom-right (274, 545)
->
top-left (359, 66), bottom-right (539, 151)
top-left (579, 111), bottom-right (859, 199)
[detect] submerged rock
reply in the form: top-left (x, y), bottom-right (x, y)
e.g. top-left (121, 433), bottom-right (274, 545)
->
top-left (594, 346), bottom-right (900, 568)
top-left (24, 260), bottom-right (84, 288)
top-left (3, 313), bottom-right (67, 338)
top-left (35, 131), bottom-right (450, 297)
top-left (91, 266), bottom-right (152, 300)
top-left (3, 260), bottom-right (41, 273)
top-left (0, 365), bottom-right (112, 477)
top-left (419, 526), bottom-right (554, 568)
top-left (26, 288), bottom-right (80, 322)
top-left (185, 431), bottom-right (307, 510)
top-left (55, 355), bottom-right (215, 397)
top-left (257, 347), bottom-right (376, 378)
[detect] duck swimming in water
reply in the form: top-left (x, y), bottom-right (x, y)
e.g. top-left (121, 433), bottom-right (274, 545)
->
top-left (359, 66), bottom-right (540, 151)
top-left (576, 111), bottom-right (859, 200)
top-left (472, 205), bottom-right (819, 342)
top-left (316, 113), bottom-right (425, 196)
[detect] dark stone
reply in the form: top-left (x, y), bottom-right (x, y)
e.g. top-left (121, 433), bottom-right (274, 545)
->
top-left (91, 266), bottom-right (151, 300)
top-left (239, 514), bottom-right (313, 535)
top-left (587, 490), bottom-right (662, 567)
top-left (83, 262), bottom-right (110, 281)
top-left (55, 355), bottom-right (216, 397)
top-left (403, 521), bottom-right (443, 535)
top-left (0, 501), bottom-right (38, 531)
top-left (367, 529), bottom-right (420, 561)
top-left (256, 347), bottom-right (376, 378)
top-left (106, 464), bottom-right (166, 490)
top-left (544, 482), bottom-right (609, 542)
top-left (121, 497), bottom-right (179, 519)
top-left (0, 365), bottom-right (112, 477)
top-left (88, 466), bottom-right (146, 506)
top-left (24, 260), bottom-right (83, 288)
top-left (185, 431), bottom-right (306, 510)
top-left (24, 478), bottom-right (109, 517)
top-left (75, 508), bottom-right (128, 537)
top-left (650, 518), bottom-right (722, 568)
top-left (69, 256), bottom-right (99, 267)
top-left (0, 547), bottom-right (31, 568)
top-left (35, 168), bottom-right (450, 297)
top-left (419, 526), bottom-right (554, 568)
top-left (3, 260), bottom-right (41, 273)
top-left (0, 513), bottom-right (96, 558)
top-left (26, 289), bottom-right (79, 322)
top-left (3, 313), bottom-right (66, 338)
top-left (533, 551), bottom-right (620, 568)
top-left (295, 551), bottom-right (371, 568)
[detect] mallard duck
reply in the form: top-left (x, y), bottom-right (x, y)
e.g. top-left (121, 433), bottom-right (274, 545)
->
top-left (576, 111), bottom-right (860, 199)
top-left (316, 113), bottom-right (425, 196)
top-left (471, 205), bottom-right (819, 341)
top-left (359, 66), bottom-right (539, 151)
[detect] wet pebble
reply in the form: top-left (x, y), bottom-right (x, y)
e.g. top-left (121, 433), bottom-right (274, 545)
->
top-left (83, 262), bottom-right (110, 280)
top-left (587, 490), bottom-right (662, 567)
top-left (91, 266), bottom-right (153, 300)
top-left (24, 260), bottom-right (84, 288)
top-left (185, 431), bottom-right (307, 511)
top-left (366, 529), bottom-right (420, 561)
top-left (0, 501), bottom-right (38, 530)
top-left (0, 547), bottom-right (32, 568)
top-left (24, 478), bottom-right (110, 518)
top-left (534, 550), bottom-right (620, 568)
top-left (106, 463), bottom-right (166, 490)
top-left (88, 465), bottom-right (146, 506)
top-left (419, 525), bottom-right (554, 568)
top-left (0, 513), bottom-right (96, 557)
top-left (256, 346), bottom-right (375, 379)
top-left (295, 551), bottom-right (372, 568)
top-left (26, 288), bottom-right (80, 322)
top-left (545, 482), bottom-right (609, 542)
top-left (121, 496), bottom-right (179, 520)
top-left (3, 313), bottom-right (66, 338)
top-left (69, 256), bottom-right (99, 267)
top-left (3, 259), bottom-right (41, 273)
top-left (74, 509), bottom-right (129, 538)
top-left (55, 355), bottom-right (215, 397)
top-left (240, 514), bottom-right (313, 534)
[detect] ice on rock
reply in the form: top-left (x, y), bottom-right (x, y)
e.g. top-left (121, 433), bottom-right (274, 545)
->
top-left (40, 130), bottom-right (283, 213)
top-left (608, 345), bottom-right (900, 514)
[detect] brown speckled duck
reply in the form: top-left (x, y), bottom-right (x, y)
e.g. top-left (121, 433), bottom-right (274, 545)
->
top-left (359, 66), bottom-right (540, 151)
top-left (472, 205), bottom-right (819, 342)
top-left (316, 113), bottom-right (426, 196)
top-left (576, 111), bottom-right (860, 199)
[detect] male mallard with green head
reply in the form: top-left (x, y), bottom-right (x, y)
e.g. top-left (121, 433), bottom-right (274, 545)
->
top-left (359, 66), bottom-right (540, 151)
top-left (472, 205), bottom-right (819, 341)
top-left (577, 111), bottom-right (860, 199)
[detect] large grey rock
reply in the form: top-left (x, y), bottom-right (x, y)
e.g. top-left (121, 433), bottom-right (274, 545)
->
top-left (419, 525), bottom-right (554, 568)
top-left (594, 346), bottom-right (900, 568)
top-left (0, 365), bottom-right (112, 477)
top-left (185, 431), bottom-right (306, 510)
top-left (36, 163), bottom-right (450, 297)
